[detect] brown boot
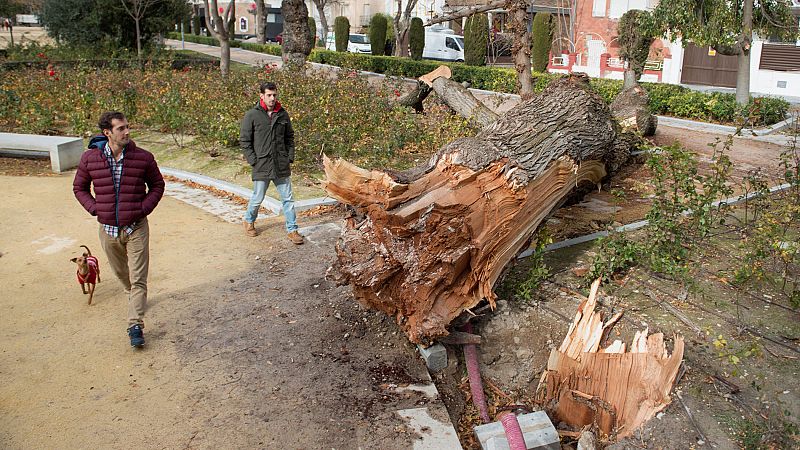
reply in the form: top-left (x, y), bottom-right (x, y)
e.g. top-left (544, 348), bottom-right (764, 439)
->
top-left (287, 231), bottom-right (304, 245)
top-left (244, 221), bottom-right (257, 237)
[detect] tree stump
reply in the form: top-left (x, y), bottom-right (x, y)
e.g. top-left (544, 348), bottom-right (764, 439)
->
top-left (324, 75), bottom-right (632, 344)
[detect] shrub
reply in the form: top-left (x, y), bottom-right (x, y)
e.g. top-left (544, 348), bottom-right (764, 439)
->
top-left (747, 96), bottom-right (789, 126)
top-left (160, 34), bottom-right (791, 126)
top-left (384, 14), bottom-right (396, 55)
top-left (589, 78), bottom-right (623, 103)
top-left (334, 16), bottom-right (350, 52)
top-left (464, 13), bottom-right (488, 66)
top-left (368, 14), bottom-right (387, 56)
top-left (307, 17), bottom-right (317, 51)
top-left (192, 15), bottom-right (200, 36)
top-left (409, 17), bottom-right (424, 60)
top-left (531, 12), bottom-right (551, 73)
top-left (645, 83), bottom-right (688, 113)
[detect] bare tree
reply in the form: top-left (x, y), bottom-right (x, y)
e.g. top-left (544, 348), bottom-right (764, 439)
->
top-left (202, 0), bottom-right (234, 76)
top-left (254, 0), bottom-right (266, 43)
top-left (423, 0), bottom-right (506, 28)
top-left (119, 0), bottom-right (159, 60)
top-left (553, 0), bottom-right (575, 54)
top-left (310, 0), bottom-right (338, 44)
top-left (392, 0), bottom-right (419, 57)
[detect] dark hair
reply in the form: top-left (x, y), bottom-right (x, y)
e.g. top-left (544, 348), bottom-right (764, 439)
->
top-left (259, 82), bottom-right (277, 93)
top-left (98, 111), bottom-right (126, 132)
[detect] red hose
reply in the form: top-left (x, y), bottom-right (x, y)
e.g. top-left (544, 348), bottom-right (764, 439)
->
top-left (463, 322), bottom-right (490, 424)
top-left (499, 411), bottom-right (527, 450)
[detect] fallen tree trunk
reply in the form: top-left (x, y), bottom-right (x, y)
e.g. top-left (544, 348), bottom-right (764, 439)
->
top-left (324, 75), bottom-right (631, 344)
top-left (536, 279), bottom-right (684, 439)
top-left (610, 84), bottom-right (657, 137)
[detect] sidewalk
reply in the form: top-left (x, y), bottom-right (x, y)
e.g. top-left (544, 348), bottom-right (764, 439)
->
top-left (0, 172), bottom-right (461, 449)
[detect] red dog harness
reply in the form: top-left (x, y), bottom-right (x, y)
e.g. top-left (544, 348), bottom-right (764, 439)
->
top-left (77, 255), bottom-right (99, 284)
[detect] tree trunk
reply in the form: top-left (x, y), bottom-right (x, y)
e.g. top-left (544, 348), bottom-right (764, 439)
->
top-left (312, 0), bottom-right (329, 44)
top-left (611, 84), bottom-right (657, 137)
top-left (282, 0), bottom-right (312, 67)
top-left (135, 18), bottom-right (142, 61)
top-left (255, 0), bottom-right (266, 44)
top-left (203, 0), bottom-right (233, 77)
top-left (736, 0), bottom-right (754, 105)
top-left (508, 0), bottom-right (533, 99)
top-left (430, 77), bottom-right (498, 128)
top-left (220, 40), bottom-right (230, 76)
top-left (397, 81), bottom-right (432, 113)
top-left (622, 68), bottom-right (637, 90)
top-left (324, 75), bottom-right (631, 344)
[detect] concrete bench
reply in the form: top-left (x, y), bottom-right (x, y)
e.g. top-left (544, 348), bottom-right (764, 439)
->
top-left (0, 132), bottom-right (84, 173)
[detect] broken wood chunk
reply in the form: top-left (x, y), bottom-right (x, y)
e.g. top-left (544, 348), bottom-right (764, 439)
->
top-left (537, 279), bottom-right (684, 439)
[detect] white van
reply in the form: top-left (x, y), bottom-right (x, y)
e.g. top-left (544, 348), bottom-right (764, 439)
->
top-left (325, 33), bottom-right (372, 54)
top-left (422, 30), bottom-right (464, 62)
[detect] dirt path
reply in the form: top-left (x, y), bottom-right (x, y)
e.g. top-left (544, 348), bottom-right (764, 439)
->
top-left (0, 171), bottom-right (454, 449)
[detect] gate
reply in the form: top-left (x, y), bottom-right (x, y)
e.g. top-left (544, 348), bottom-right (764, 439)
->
top-left (680, 43), bottom-right (738, 88)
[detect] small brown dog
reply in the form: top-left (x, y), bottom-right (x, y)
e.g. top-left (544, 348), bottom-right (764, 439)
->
top-left (71, 245), bottom-right (101, 305)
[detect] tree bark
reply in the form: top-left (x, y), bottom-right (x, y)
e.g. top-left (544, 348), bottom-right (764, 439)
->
top-left (430, 77), bottom-right (498, 128)
top-left (622, 68), bottom-right (637, 90)
top-left (508, 0), bottom-right (533, 99)
top-left (611, 84), bottom-right (657, 137)
top-left (324, 75), bottom-right (631, 344)
top-left (397, 81), bottom-right (432, 113)
top-left (282, 0), bottom-right (312, 67)
top-left (255, 0), bottom-right (266, 44)
top-left (424, 0), bottom-right (506, 28)
top-left (736, 0), bottom-right (753, 106)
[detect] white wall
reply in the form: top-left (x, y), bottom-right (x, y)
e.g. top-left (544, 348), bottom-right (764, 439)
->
top-left (661, 38), bottom-right (684, 85)
top-left (749, 40), bottom-right (800, 97)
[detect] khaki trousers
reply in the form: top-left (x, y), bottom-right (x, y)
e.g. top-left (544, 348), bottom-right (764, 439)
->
top-left (98, 218), bottom-right (150, 327)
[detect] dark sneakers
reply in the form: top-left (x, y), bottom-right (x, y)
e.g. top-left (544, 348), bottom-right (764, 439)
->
top-left (127, 324), bottom-right (145, 348)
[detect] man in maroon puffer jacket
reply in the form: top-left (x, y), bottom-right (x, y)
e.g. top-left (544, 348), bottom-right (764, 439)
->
top-left (73, 111), bottom-right (165, 348)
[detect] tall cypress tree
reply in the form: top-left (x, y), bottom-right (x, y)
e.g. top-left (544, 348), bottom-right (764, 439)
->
top-left (368, 14), bottom-right (387, 56)
top-left (464, 13), bottom-right (488, 66)
top-left (409, 17), bottom-right (424, 60)
top-left (334, 16), bottom-right (349, 52)
top-left (530, 12), bottom-right (552, 73)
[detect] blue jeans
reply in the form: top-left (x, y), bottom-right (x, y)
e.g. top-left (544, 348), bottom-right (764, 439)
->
top-left (244, 177), bottom-right (297, 232)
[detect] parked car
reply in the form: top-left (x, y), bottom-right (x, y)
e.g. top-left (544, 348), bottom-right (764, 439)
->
top-left (325, 33), bottom-right (371, 54)
top-left (422, 30), bottom-right (464, 62)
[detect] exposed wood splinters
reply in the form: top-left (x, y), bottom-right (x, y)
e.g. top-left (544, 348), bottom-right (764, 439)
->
top-left (537, 279), bottom-right (685, 439)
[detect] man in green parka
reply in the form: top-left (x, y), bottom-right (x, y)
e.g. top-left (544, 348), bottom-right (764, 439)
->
top-left (241, 81), bottom-right (304, 244)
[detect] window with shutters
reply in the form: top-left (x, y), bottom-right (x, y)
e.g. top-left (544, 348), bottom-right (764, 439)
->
top-left (759, 44), bottom-right (800, 71)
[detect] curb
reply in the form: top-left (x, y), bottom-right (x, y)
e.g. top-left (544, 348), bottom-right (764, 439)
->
top-left (656, 114), bottom-right (796, 137)
top-left (161, 167), bottom-right (338, 215)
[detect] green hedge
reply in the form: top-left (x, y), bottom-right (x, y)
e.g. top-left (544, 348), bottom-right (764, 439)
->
top-left (165, 33), bottom-right (790, 126)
